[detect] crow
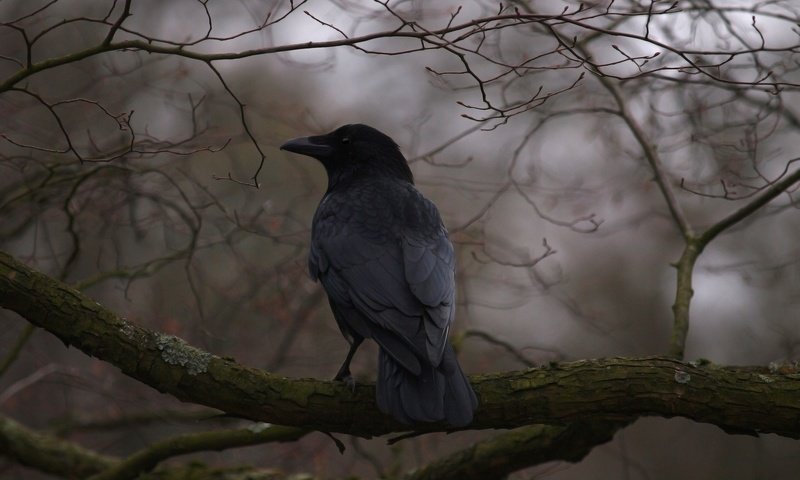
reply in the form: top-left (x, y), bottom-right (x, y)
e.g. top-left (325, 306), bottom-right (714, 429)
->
top-left (280, 124), bottom-right (478, 426)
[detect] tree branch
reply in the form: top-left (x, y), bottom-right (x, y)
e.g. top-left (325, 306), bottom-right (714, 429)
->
top-left (663, 166), bottom-right (800, 358)
top-left (598, 76), bottom-right (695, 240)
top-left (87, 424), bottom-right (308, 480)
top-left (667, 241), bottom-right (701, 359)
top-left (406, 421), bottom-right (626, 480)
top-left (0, 414), bottom-right (115, 478)
top-left (2, 250), bottom-right (800, 438)
top-left (698, 167), bottom-right (800, 247)
top-left (0, 413), bottom-right (309, 480)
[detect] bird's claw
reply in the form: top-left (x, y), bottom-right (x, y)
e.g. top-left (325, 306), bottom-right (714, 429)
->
top-left (334, 372), bottom-right (356, 392)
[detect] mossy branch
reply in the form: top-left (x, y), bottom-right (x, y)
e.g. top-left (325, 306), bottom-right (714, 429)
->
top-left (87, 424), bottom-right (308, 480)
top-left (0, 413), bottom-right (307, 480)
top-left (0, 414), bottom-right (115, 478)
top-left (3, 250), bottom-right (800, 439)
top-left (405, 421), bottom-right (626, 480)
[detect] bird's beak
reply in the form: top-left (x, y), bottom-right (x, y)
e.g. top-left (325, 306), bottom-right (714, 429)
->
top-left (280, 135), bottom-right (333, 159)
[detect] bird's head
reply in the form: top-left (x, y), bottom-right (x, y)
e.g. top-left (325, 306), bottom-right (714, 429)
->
top-left (280, 124), bottom-right (414, 186)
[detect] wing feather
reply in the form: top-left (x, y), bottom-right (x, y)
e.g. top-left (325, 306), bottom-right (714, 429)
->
top-left (311, 181), bottom-right (456, 369)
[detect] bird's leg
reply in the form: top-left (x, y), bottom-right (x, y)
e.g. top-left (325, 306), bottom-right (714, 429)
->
top-left (334, 336), bottom-right (363, 392)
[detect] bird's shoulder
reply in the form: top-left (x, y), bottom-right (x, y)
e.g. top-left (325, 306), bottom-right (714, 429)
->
top-left (314, 178), bottom-right (443, 240)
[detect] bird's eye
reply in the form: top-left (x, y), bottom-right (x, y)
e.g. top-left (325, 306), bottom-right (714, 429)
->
top-left (341, 137), bottom-right (350, 144)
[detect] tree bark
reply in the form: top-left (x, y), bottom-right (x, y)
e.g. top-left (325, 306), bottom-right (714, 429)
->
top-left (405, 421), bottom-right (626, 480)
top-left (2, 250), bottom-right (800, 438)
top-left (0, 414), bottom-right (305, 480)
top-left (0, 414), bottom-right (114, 478)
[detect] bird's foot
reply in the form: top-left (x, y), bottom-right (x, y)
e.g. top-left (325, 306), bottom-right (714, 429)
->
top-left (334, 370), bottom-right (356, 392)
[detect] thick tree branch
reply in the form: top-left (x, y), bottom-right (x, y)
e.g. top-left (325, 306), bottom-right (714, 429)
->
top-left (0, 386), bottom-right (620, 480)
top-left (2, 250), bottom-right (800, 438)
top-left (406, 421), bottom-right (626, 480)
top-left (0, 414), bottom-right (115, 478)
top-left (88, 424), bottom-right (308, 480)
top-left (0, 413), bottom-right (307, 480)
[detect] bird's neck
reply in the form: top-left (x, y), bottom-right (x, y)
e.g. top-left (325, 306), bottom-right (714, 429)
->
top-left (325, 163), bottom-right (414, 193)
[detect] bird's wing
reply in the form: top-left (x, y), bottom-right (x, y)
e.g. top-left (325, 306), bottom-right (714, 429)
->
top-left (311, 186), bottom-right (455, 371)
top-left (401, 196), bottom-right (455, 365)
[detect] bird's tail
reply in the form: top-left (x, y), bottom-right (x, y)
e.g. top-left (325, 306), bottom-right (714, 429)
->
top-left (376, 343), bottom-right (477, 427)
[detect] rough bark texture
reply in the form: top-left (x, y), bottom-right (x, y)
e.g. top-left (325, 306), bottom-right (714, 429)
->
top-left (405, 421), bottom-right (626, 480)
top-left (0, 414), bottom-right (305, 480)
top-left (0, 414), bottom-right (115, 477)
top-left (87, 425), bottom-right (308, 480)
top-left (2, 250), bottom-right (800, 438)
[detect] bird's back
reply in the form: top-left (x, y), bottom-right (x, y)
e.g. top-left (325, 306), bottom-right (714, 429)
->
top-left (282, 123), bottom-right (477, 426)
top-left (310, 176), bottom-right (476, 425)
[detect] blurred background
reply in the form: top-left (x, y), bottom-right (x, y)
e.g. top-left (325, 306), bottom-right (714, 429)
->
top-left (1, 0), bottom-right (800, 478)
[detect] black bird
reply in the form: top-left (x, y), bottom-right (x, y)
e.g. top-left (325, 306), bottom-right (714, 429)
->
top-left (280, 124), bottom-right (478, 426)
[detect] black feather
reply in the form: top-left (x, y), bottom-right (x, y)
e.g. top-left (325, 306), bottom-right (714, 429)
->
top-left (281, 124), bottom-right (478, 426)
